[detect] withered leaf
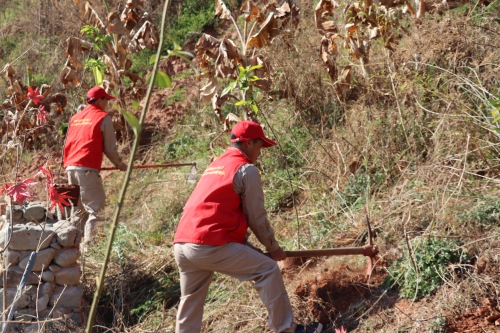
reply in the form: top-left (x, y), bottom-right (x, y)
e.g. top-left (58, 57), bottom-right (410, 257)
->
top-left (40, 84), bottom-right (52, 97)
top-left (60, 66), bottom-right (80, 87)
top-left (126, 0), bottom-right (145, 10)
top-left (215, 0), bottom-right (232, 20)
top-left (84, 2), bottom-right (106, 29)
top-left (118, 70), bottom-right (144, 85)
top-left (200, 77), bottom-right (218, 102)
top-left (241, 1), bottom-right (261, 22)
top-left (107, 11), bottom-right (128, 35)
top-left (65, 37), bottom-right (93, 61)
top-left (215, 39), bottom-right (242, 79)
top-left (248, 56), bottom-right (272, 90)
top-left (195, 34), bottom-right (221, 59)
top-left (127, 15), bottom-right (159, 52)
top-left (335, 65), bottom-right (352, 101)
top-left (315, 0), bottom-right (338, 34)
top-left (247, 13), bottom-right (278, 49)
top-left (223, 112), bottom-right (241, 131)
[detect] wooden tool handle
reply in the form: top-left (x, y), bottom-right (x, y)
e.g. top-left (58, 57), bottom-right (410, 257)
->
top-left (101, 163), bottom-right (195, 171)
top-left (266, 244), bottom-right (379, 258)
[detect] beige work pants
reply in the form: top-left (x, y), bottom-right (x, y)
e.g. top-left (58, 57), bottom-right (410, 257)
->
top-left (174, 242), bottom-right (295, 333)
top-left (67, 169), bottom-right (105, 245)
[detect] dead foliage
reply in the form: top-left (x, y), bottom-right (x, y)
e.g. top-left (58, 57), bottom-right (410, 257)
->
top-left (61, 0), bottom-right (159, 100)
top-left (195, 0), bottom-right (301, 123)
top-left (1, 65), bottom-right (68, 148)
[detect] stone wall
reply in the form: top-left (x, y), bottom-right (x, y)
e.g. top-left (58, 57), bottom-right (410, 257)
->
top-left (0, 203), bottom-right (83, 332)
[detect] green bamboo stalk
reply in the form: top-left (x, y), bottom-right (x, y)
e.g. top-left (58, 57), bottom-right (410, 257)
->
top-left (85, 0), bottom-right (171, 331)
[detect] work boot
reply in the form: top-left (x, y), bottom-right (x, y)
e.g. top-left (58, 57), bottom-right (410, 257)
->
top-left (294, 322), bottom-right (323, 333)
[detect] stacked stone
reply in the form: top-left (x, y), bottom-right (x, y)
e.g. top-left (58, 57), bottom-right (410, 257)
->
top-left (0, 202), bottom-right (83, 332)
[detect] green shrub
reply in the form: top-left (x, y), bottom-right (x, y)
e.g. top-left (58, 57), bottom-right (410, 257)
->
top-left (457, 197), bottom-right (500, 228)
top-left (385, 237), bottom-right (469, 300)
top-left (339, 171), bottom-right (385, 209)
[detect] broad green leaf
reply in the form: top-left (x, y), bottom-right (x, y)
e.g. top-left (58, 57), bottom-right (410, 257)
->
top-left (493, 115), bottom-right (500, 124)
top-left (248, 76), bottom-right (259, 81)
top-left (249, 64), bottom-right (263, 71)
top-left (221, 81), bottom-right (237, 97)
top-left (147, 70), bottom-right (172, 88)
top-left (234, 100), bottom-right (247, 106)
top-left (131, 100), bottom-right (140, 111)
top-left (149, 54), bottom-right (167, 65)
top-left (251, 104), bottom-right (258, 113)
top-left (92, 67), bottom-right (104, 86)
top-left (492, 109), bottom-right (499, 117)
top-left (491, 100), bottom-right (500, 107)
top-left (122, 110), bottom-right (142, 137)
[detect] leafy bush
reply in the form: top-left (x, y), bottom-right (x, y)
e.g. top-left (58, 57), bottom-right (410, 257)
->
top-left (457, 197), bottom-right (500, 228)
top-left (385, 237), bottom-right (469, 300)
top-left (339, 171), bottom-right (385, 209)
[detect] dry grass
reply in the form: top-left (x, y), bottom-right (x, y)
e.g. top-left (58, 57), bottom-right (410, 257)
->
top-left (2, 0), bottom-right (500, 332)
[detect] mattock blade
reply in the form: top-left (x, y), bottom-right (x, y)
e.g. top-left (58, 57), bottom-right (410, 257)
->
top-left (365, 214), bottom-right (377, 279)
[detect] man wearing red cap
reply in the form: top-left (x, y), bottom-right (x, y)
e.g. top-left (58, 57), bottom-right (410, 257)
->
top-left (173, 121), bottom-right (322, 333)
top-left (63, 87), bottom-right (127, 247)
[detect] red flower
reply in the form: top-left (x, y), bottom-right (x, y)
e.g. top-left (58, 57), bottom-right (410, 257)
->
top-left (36, 161), bottom-right (55, 185)
top-left (0, 178), bottom-right (36, 203)
top-left (37, 105), bottom-right (49, 125)
top-left (48, 185), bottom-right (72, 212)
top-left (27, 86), bottom-right (44, 105)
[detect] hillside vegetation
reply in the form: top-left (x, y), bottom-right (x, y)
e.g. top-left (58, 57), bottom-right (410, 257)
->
top-left (1, 0), bottom-right (500, 332)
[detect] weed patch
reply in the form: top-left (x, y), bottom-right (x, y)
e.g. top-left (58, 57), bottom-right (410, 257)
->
top-left (385, 237), bottom-right (469, 300)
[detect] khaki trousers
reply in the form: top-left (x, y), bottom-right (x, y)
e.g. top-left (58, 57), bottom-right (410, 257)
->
top-left (174, 242), bottom-right (295, 333)
top-left (67, 169), bottom-right (105, 244)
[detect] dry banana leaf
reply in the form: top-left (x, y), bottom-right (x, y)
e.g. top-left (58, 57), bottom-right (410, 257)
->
top-left (215, 0), bottom-right (233, 20)
top-left (241, 1), bottom-right (262, 22)
top-left (247, 13), bottom-right (278, 49)
top-left (84, 2), bottom-right (106, 29)
top-left (107, 11), bottom-right (128, 35)
top-left (60, 66), bottom-right (80, 87)
top-left (215, 39), bottom-right (243, 79)
top-left (315, 0), bottom-right (338, 34)
top-left (248, 56), bottom-right (272, 90)
top-left (200, 77), bottom-right (218, 102)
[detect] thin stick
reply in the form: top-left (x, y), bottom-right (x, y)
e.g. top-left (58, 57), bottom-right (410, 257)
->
top-left (85, 1), bottom-right (171, 332)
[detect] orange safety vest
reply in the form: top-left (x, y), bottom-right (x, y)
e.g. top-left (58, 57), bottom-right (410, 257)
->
top-left (63, 104), bottom-right (108, 170)
top-left (174, 148), bottom-right (251, 245)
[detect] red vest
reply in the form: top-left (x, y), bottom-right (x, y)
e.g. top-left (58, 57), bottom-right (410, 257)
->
top-left (63, 104), bottom-right (108, 170)
top-left (174, 148), bottom-right (252, 245)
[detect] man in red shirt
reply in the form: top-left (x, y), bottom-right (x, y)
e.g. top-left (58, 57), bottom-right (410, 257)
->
top-left (63, 87), bottom-right (127, 248)
top-left (173, 121), bottom-right (322, 333)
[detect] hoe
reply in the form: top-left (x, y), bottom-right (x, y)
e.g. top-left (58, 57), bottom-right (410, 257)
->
top-left (266, 216), bottom-right (379, 277)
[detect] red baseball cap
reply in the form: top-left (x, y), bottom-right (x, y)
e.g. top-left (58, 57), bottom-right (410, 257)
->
top-left (86, 86), bottom-right (116, 103)
top-left (230, 121), bottom-right (277, 148)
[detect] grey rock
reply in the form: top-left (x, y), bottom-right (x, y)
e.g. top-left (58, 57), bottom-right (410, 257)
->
top-left (18, 248), bottom-right (56, 271)
top-left (0, 224), bottom-right (55, 251)
top-left (0, 288), bottom-right (31, 310)
top-left (13, 314), bottom-right (32, 323)
top-left (0, 266), bottom-right (40, 288)
top-left (23, 324), bottom-right (40, 333)
top-left (40, 282), bottom-right (55, 295)
top-left (6, 205), bottom-right (23, 221)
top-left (35, 294), bottom-right (50, 312)
top-left (51, 306), bottom-right (72, 319)
top-left (67, 312), bottom-right (82, 326)
top-left (50, 286), bottom-right (82, 308)
top-left (49, 264), bottom-right (61, 272)
top-left (55, 264), bottom-right (81, 286)
top-left (53, 220), bottom-right (81, 247)
top-left (53, 247), bottom-right (80, 267)
top-left (5, 249), bottom-right (21, 266)
top-left (50, 242), bottom-right (62, 250)
top-left (23, 204), bottom-right (46, 222)
top-left (41, 270), bottom-right (54, 282)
